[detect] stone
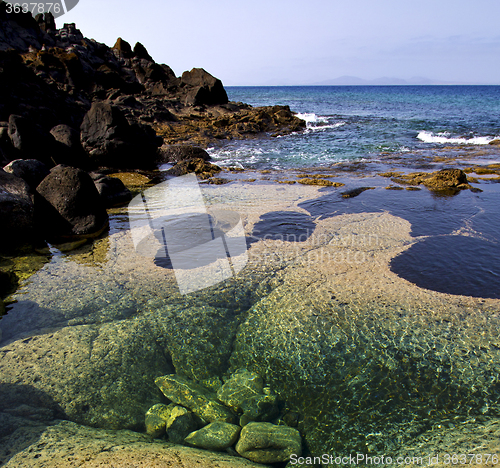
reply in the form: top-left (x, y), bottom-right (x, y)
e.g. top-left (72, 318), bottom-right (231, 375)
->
top-left (35, 165), bottom-right (109, 239)
top-left (165, 405), bottom-right (198, 444)
top-left (50, 124), bottom-right (81, 150)
top-left (113, 37), bottom-right (133, 57)
top-left (235, 422), bottom-right (302, 464)
top-left (91, 172), bottom-right (132, 207)
top-left (3, 159), bottom-right (50, 190)
top-left (0, 169), bottom-right (35, 244)
top-left (238, 393), bottom-right (278, 426)
top-left (164, 158), bottom-right (221, 179)
top-left (159, 145), bottom-right (211, 163)
top-left (217, 369), bottom-right (264, 413)
top-left (133, 42), bottom-right (153, 61)
top-left (391, 169), bottom-right (470, 191)
top-left (80, 101), bottom-right (161, 168)
top-left (184, 421), bottom-right (241, 451)
top-left (145, 403), bottom-right (171, 438)
top-left (155, 374), bottom-right (237, 424)
top-left (181, 68), bottom-right (229, 106)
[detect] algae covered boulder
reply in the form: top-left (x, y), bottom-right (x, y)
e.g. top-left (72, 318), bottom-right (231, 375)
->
top-left (217, 369), bottom-right (278, 425)
top-left (184, 421), bottom-right (241, 451)
top-left (235, 422), bottom-right (302, 463)
top-left (155, 374), bottom-right (237, 424)
top-left (165, 404), bottom-right (198, 444)
top-left (145, 403), bottom-right (171, 438)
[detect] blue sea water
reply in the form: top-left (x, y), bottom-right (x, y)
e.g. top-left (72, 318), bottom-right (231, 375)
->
top-left (210, 86), bottom-right (500, 169)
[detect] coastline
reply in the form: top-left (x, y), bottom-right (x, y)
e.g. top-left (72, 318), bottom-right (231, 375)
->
top-left (2, 7), bottom-right (500, 467)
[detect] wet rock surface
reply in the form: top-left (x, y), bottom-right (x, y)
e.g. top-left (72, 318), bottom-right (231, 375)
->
top-left (184, 421), bottom-right (241, 451)
top-left (155, 374), bottom-right (238, 424)
top-left (235, 422), bottom-right (302, 463)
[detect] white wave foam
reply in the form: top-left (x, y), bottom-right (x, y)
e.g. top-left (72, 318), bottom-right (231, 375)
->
top-left (417, 131), bottom-right (497, 145)
top-left (296, 113), bottom-right (346, 133)
top-left (296, 113), bottom-right (328, 124)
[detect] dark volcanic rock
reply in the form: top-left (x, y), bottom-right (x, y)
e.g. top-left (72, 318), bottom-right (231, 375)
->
top-left (3, 159), bottom-right (50, 191)
top-left (91, 172), bottom-right (132, 207)
top-left (50, 124), bottom-right (89, 168)
top-left (133, 42), bottom-right (153, 61)
top-left (159, 145), bottom-right (211, 163)
top-left (80, 101), bottom-right (161, 168)
top-left (181, 68), bottom-right (228, 106)
top-left (7, 114), bottom-right (57, 164)
top-left (0, 169), bottom-right (35, 244)
top-left (35, 165), bottom-right (108, 239)
top-left (113, 37), bottom-right (133, 58)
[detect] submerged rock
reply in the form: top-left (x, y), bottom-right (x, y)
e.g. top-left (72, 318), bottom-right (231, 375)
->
top-left (235, 422), bottom-right (302, 463)
top-left (165, 404), bottom-right (198, 444)
top-left (145, 403), bottom-right (171, 438)
top-left (391, 168), bottom-right (471, 191)
top-left (184, 421), bottom-right (241, 451)
top-left (155, 374), bottom-right (237, 424)
top-left (0, 420), bottom-right (268, 468)
top-left (217, 369), bottom-right (264, 412)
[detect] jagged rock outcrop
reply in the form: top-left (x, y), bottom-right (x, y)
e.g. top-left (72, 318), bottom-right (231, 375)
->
top-left (181, 68), bottom-right (229, 106)
top-left (1, 5), bottom-right (304, 167)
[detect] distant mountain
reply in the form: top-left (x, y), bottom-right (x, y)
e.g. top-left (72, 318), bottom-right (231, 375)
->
top-left (313, 75), bottom-right (454, 86)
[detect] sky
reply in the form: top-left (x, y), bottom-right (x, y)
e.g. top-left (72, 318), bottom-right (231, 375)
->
top-left (60, 0), bottom-right (500, 86)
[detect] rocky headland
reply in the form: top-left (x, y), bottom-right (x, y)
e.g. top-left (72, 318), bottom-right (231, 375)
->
top-left (0, 3), bottom-right (305, 249)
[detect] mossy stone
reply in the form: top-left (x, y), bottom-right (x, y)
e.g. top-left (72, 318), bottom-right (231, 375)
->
top-left (155, 374), bottom-right (237, 424)
top-left (184, 421), bottom-right (241, 451)
top-left (235, 422), bottom-right (302, 463)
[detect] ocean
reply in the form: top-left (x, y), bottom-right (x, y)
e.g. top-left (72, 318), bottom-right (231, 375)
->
top-left (209, 85), bottom-right (500, 169)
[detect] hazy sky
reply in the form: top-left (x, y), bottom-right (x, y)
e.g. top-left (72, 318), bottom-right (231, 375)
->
top-left (61, 0), bottom-right (500, 85)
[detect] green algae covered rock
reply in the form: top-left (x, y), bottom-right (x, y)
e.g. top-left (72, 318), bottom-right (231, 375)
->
top-left (216, 369), bottom-right (264, 412)
top-left (235, 422), bottom-right (302, 463)
top-left (155, 374), bottom-right (237, 424)
top-left (217, 369), bottom-right (278, 425)
top-left (184, 421), bottom-right (241, 451)
top-left (165, 404), bottom-right (199, 444)
top-left (145, 403), bottom-right (171, 438)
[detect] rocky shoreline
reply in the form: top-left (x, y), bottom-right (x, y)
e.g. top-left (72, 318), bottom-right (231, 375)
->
top-left (0, 4), bottom-right (304, 247)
